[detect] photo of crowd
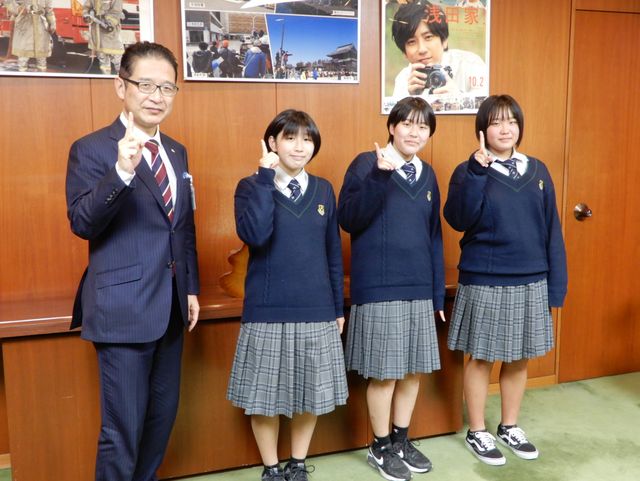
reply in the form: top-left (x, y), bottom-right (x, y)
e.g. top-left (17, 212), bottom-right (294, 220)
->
top-left (181, 0), bottom-right (360, 83)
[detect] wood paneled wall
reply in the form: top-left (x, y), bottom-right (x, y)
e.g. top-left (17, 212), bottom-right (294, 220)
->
top-left (0, 0), bottom-right (575, 453)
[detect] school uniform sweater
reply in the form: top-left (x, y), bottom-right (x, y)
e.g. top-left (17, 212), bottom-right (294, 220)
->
top-left (338, 152), bottom-right (445, 311)
top-left (235, 167), bottom-right (344, 322)
top-left (443, 154), bottom-right (568, 307)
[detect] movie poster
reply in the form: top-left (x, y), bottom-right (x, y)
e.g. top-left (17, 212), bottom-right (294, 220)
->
top-left (0, 0), bottom-right (154, 78)
top-left (181, 0), bottom-right (360, 83)
top-left (382, 0), bottom-right (490, 114)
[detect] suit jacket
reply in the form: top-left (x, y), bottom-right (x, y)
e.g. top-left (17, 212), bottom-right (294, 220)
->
top-left (66, 118), bottom-right (200, 343)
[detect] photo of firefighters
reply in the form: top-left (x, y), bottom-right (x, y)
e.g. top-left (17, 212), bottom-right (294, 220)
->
top-left (181, 0), bottom-right (360, 83)
top-left (381, 0), bottom-right (490, 114)
top-left (0, 0), bottom-right (154, 77)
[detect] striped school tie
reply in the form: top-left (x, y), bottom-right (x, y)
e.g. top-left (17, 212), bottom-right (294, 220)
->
top-left (145, 140), bottom-right (174, 221)
top-left (495, 158), bottom-right (521, 180)
top-left (401, 162), bottom-right (417, 184)
top-left (288, 178), bottom-right (302, 202)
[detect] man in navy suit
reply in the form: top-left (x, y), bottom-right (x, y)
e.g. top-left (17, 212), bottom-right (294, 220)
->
top-left (65, 41), bottom-right (200, 481)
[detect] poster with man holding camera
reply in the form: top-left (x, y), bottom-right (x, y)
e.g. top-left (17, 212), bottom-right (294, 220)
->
top-left (381, 0), bottom-right (489, 114)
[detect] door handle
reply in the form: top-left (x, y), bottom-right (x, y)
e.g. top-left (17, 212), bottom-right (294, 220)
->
top-left (574, 203), bottom-right (592, 221)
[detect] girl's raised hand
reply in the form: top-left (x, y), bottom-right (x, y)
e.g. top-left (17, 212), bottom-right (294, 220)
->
top-left (473, 131), bottom-right (492, 168)
top-left (374, 142), bottom-right (397, 171)
top-left (259, 139), bottom-right (280, 169)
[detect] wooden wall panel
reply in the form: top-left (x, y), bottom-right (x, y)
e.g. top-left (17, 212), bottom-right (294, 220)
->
top-left (3, 335), bottom-right (101, 481)
top-left (0, 355), bottom-right (8, 455)
top-left (0, 78), bottom-right (91, 303)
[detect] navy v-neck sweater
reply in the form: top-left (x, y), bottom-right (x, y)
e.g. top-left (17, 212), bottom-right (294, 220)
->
top-left (234, 167), bottom-right (344, 322)
top-left (338, 152), bottom-right (445, 311)
top-left (443, 154), bottom-right (567, 307)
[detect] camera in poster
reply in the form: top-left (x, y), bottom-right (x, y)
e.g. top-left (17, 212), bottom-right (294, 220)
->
top-left (382, 0), bottom-right (490, 114)
top-left (0, 0), bottom-right (154, 78)
top-left (181, 0), bottom-right (360, 83)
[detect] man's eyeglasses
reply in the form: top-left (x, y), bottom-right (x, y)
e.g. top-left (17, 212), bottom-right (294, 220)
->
top-left (120, 77), bottom-right (179, 97)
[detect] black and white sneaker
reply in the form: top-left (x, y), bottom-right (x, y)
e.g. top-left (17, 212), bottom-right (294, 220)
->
top-left (392, 437), bottom-right (432, 473)
top-left (261, 465), bottom-right (286, 481)
top-left (497, 424), bottom-right (539, 460)
top-left (367, 444), bottom-right (412, 481)
top-left (283, 460), bottom-right (315, 481)
top-left (465, 430), bottom-right (506, 466)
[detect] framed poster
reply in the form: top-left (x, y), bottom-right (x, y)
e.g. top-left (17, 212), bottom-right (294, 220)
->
top-left (381, 0), bottom-right (490, 114)
top-left (181, 0), bottom-right (360, 83)
top-left (0, 1), bottom-right (154, 78)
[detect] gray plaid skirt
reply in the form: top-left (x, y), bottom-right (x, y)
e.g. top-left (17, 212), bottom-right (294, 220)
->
top-left (227, 321), bottom-right (348, 417)
top-left (345, 300), bottom-right (441, 380)
top-left (447, 280), bottom-right (554, 362)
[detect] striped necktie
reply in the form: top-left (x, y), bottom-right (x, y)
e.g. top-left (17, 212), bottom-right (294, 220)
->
top-left (495, 158), bottom-right (520, 180)
top-left (401, 162), bottom-right (417, 184)
top-left (145, 140), bottom-right (174, 221)
top-left (288, 178), bottom-right (302, 202)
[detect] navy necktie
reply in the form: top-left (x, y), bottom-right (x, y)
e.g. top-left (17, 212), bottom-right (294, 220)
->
top-left (145, 140), bottom-right (174, 221)
top-left (495, 158), bottom-right (520, 180)
top-left (401, 162), bottom-right (417, 185)
top-left (288, 178), bottom-right (301, 202)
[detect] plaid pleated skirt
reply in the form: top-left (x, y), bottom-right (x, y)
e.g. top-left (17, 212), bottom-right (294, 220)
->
top-left (227, 321), bottom-right (348, 417)
top-left (447, 280), bottom-right (554, 362)
top-left (345, 300), bottom-right (441, 380)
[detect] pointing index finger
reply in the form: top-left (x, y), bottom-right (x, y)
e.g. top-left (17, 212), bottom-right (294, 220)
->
top-left (479, 130), bottom-right (487, 155)
top-left (260, 139), bottom-right (269, 157)
top-left (126, 111), bottom-right (135, 138)
top-left (374, 142), bottom-right (383, 158)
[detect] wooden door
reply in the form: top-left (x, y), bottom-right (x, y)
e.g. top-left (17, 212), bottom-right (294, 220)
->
top-left (559, 9), bottom-right (640, 382)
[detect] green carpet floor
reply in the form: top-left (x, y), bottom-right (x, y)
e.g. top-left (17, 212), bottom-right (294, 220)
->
top-left (1, 372), bottom-right (637, 480)
top-left (181, 372), bottom-right (640, 481)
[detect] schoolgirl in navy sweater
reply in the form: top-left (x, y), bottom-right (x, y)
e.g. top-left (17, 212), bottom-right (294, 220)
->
top-left (444, 95), bottom-right (567, 466)
top-left (338, 97), bottom-right (444, 481)
top-left (228, 110), bottom-right (347, 481)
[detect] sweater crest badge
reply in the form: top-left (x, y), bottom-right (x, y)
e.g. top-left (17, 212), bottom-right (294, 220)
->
top-left (426, 190), bottom-right (432, 202)
top-left (317, 204), bottom-right (325, 216)
top-left (539, 180), bottom-right (544, 190)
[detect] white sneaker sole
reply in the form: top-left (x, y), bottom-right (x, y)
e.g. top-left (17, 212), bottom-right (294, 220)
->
top-left (497, 436), bottom-right (539, 460)
top-left (367, 454), bottom-right (412, 481)
top-left (399, 458), bottom-right (431, 473)
top-left (465, 439), bottom-right (506, 466)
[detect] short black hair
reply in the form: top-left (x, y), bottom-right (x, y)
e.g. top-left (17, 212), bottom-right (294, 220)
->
top-left (387, 96), bottom-right (436, 144)
top-left (263, 110), bottom-right (322, 160)
top-left (475, 95), bottom-right (525, 147)
top-left (198, 42), bottom-right (208, 51)
top-left (119, 41), bottom-right (179, 82)
top-left (392, 1), bottom-right (449, 54)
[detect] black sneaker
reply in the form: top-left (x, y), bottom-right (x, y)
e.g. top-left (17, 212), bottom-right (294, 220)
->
top-left (497, 424), bottom-right (539, 460)
top-left (283, 460), bottom-right (315, 481)
top-left (465, 430), bottom-right (506, 466)
top-left (367, 444), bottom-right (412, 481)
top-left (392, 437), bottom-right (432, 473)
top-left (262, 465), bottom-right (286, 481)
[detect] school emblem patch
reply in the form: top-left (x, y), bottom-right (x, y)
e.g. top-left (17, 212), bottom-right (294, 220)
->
top-left (539, 180), bottom-right (544, 190)
top-left (427, 190), bottom-right (432, 202)
top-left (317, 204), bottom-right (325, 216)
